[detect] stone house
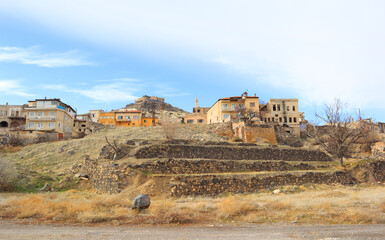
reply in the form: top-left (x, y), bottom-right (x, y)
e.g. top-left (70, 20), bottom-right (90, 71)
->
top-left (98, 109), bottom-right (158, 127)
top-left (183, 97), bottom-right (210, 124)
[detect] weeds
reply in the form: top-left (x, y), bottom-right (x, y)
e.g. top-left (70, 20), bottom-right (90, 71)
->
top-left (0, 185), bottom-right (384, 225)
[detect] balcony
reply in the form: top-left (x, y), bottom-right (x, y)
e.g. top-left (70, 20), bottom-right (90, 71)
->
top-left (27, 116), bottom-right (56, 121)
top-left (221, 106), bottom-right (246, 112)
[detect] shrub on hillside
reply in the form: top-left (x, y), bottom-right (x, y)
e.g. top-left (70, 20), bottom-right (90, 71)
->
top-left (277, 136), bottom-right (304, 148)
top-left (0, 158), bottom-right (16, 191)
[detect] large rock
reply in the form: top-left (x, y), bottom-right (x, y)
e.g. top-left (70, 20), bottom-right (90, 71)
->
top-left (132, 194), bottom-right (151, 210)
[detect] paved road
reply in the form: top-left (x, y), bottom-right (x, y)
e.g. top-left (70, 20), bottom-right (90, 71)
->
top-left (0, 221), bottom-right (385, 239)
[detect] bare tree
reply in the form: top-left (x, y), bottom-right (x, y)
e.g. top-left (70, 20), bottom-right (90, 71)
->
top-left (237, 108), bottom-right (259, 126)
top-left (307, 98), bottom-right (370, 167)
top-left (105, 136), bottom-right (121, 161)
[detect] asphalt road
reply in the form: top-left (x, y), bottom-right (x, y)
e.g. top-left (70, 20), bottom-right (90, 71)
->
top-left (0, 221), bottom-right (385, 240)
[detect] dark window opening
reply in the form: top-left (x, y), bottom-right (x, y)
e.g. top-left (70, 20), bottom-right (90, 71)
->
top-left (284, 117), bottom-right (287, 123)
top-left (293, 106), bottom-right (296, 111)
top-left (273, 105), bottom-right (276, 111)
top-left (289, 117), bottom-right (292, 123)
top-left (0, 121), bottom-right (8, 128)
top-left (279, 117), bottom-right (282, 122)
top-left (277, 104), bottom-right (281, 111)
top-left (294, 117), bottom-right (297, 123)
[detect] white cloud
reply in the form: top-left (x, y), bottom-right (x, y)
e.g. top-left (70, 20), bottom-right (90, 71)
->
top-left (1, 1), bottom-right (385, 108)
top-left (0, 46), bottom-right (93, 67)
top-left (0, 79), bottom-right (33, 97)
top-left (42, 79), bottom-right (189, 102)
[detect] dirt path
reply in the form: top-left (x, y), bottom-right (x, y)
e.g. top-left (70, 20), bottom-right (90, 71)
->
top-left (1, 221), bottom-right (385, 240)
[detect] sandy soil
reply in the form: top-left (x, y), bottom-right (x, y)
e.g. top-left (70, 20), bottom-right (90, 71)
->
top-left (1, 221), bottom-right (385, 240)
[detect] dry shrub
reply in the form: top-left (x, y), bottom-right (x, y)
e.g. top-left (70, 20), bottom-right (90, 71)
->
top-left (216, 196), bottom-right (257, 219)
top-left (161, 121), bottom-right (179, 140)
top-left (0, 158), bottom-right (16, 191)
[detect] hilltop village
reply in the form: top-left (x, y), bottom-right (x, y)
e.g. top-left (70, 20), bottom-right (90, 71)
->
top-left (0, 92), bottom-right (308, 144)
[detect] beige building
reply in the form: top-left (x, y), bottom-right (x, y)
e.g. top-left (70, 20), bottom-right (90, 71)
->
top-left (0, 103), bottom-right (26, 130)
top-left (183, 98), bottom-right (209, 124)
top-left (25, 99), bottom-right (76, 139)
top-left (207, 92), bottom-right (260, 124)
top-left (260, 99), bottom-right (303, 136)
top-left (89, 110), bottom-right (103, 123)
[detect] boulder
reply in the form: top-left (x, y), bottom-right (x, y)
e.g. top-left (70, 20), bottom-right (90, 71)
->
top-left (132, 194), bottom-right (151, 210)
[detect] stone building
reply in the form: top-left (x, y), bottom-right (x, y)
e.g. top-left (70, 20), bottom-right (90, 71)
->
top-left (25, 98), bottom-right (76, 139)
top-left (183, 97), bottom-right (210, 124)
top-left (259, 99), bottom-right (304, 136)
top-left (135, 95), bottom-right (164, 103)
top-left (0, 103), bottom-right (26, 130)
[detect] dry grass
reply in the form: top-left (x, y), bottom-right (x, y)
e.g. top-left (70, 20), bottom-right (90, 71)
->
top-left (0, 184), bottom-right (385, 225)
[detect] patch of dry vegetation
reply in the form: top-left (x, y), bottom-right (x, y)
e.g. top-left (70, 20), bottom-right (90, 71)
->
top-left (1, 185), bottom-right (384, 225)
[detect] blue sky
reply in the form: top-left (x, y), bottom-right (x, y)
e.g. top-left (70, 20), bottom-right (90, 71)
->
top-left (0, 1), bottom-right (384, 121)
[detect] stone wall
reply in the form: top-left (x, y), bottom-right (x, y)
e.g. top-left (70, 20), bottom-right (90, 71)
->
top-left (135, 145), bottom-right (332, 162)
top-left (82, 158), bottom-right (123, 193)
top-left (128, 159), bottom-right (314, 174)
top-left (170, 171), bottom-right (357, 197)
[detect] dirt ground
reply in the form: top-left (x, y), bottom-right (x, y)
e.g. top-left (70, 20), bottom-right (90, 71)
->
top-left (1, 221), bottom-right (385, 240)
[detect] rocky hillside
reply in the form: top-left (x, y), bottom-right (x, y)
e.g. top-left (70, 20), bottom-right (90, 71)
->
top-left (124, 98), bottom-right (189, 122)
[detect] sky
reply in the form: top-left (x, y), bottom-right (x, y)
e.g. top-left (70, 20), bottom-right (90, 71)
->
top-left (0, 0), bottom-right (384, 121)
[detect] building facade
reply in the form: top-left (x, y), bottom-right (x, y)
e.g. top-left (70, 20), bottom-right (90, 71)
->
top-left (183, 97), bottom-right (210, 124)
top-left (98, 109), bottom-right (158, 127)
top-left (0, 103), bottom-right (26, 130)
top-left (207, 93), bottom-right (260, 124)
top-left (25, 99), bottom-right (76, 139)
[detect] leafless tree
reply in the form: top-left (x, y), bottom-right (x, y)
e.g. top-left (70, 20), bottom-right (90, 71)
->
top-left (105, 136), bottom-right (121, 161)
top-left (307, 98), bottom-right (370, 167)
top-left (237, 108), bottom-right (259, 126)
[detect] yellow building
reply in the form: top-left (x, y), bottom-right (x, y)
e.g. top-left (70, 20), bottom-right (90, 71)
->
top-left (98, 109), bottom-right (158, 127)
top-left (25, 98), bottom-right (76, 139)
top-left (207, 93), bottom-right (260, 124)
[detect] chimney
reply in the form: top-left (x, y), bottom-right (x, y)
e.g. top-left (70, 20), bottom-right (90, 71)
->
top-left (254, 93), bottom-right (256, 97)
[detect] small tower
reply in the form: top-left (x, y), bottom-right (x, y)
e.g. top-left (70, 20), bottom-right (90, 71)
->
top-left (195, 97), bottom-right (198, 108)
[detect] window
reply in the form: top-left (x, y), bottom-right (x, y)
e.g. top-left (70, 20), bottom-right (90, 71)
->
top-left (92, 114), bottom-right (95, 117)
top-left (132, 123), bottom-right (135, 125)
top-left (264, 118), bottom-right (267, 122)
top-left (79, 128), bottom-right (81, 132)
top-left (287, 106), bottom-right (290, 111)
top-left (28, 123), bottom-right (35, 128)
top-left (222, 104), bottom-right (228, 109)
top-left (58, 123), bottom-right (61, 129)
top-left (277, 104), bottom-right (281, 111)
top-left (118, 116), bottom-right (123, 119)
top-left (29, 112), bottom-right (35, 117)
top-left (273, 105), bottom-right (276, 111)
top-left (81, 124), bottom-right (86, 127)
top-left (100, 116), bottom-right (102, 119)
top-left (133, 116), bottom-right (139, 119)
top-left (239, 103), bottom-right (245, 108)
top-left (144, 120), bottom-right (147, 123)
top-left (111, 116), bottom-right (114, 119)
top-left (289, 117), bottom-right (292, 123)
top-left (275, 114), bottom-right (278, 117)
top-left (294, 117), bottom-right (297, 123)
top-left (268, 117), bottom-right (270, 122)
top-left (279, 117), bottom-right (282, 122)
top-left (104, 116), bottom-right (106, 119)
top-left (250, 102), bottom-right (255, 107)
top-left (284, 117), bottom-right (287, 123)
top-left (50, 101), bottom-right (57, 105)
top-left (197, 109), bottom-right (200, 113)
top-left (107, 116), bottom-right (110, 119)
top-left (37, 123), bottom-right (43, 128)
top-left (198, 119), bottom-right (203, 123)
top-left (125, 116), bottom-right (130, 119)
top-left (49, 112), bottom-right (55, 116)
top-left (48, 123), bottom-right (55, 128)
top-left (293, 106), bottom-right (296, 111)
top-left (232, 103), bottom-right (236, 109)
top-left (187, 119), bottom-right (194, 124)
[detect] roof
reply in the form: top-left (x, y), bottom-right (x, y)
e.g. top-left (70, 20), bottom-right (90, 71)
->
top-left (219, 96), bottom-right (259, 101)
top-left (28, 98), bottom-right (76, 113)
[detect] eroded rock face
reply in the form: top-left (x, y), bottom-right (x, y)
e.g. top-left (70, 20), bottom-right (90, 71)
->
top-left (132, 194), bottom-right (151, 210)
top-left (372, 142), bottom-right (385, 159)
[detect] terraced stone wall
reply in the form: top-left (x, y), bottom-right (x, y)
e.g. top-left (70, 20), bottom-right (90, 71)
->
top-left (135, 145), bottom-right (332, 162)
top-left (171, 171), bottom-right (357, 197)
top-left (128, 159), bottom-right (314, 174)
